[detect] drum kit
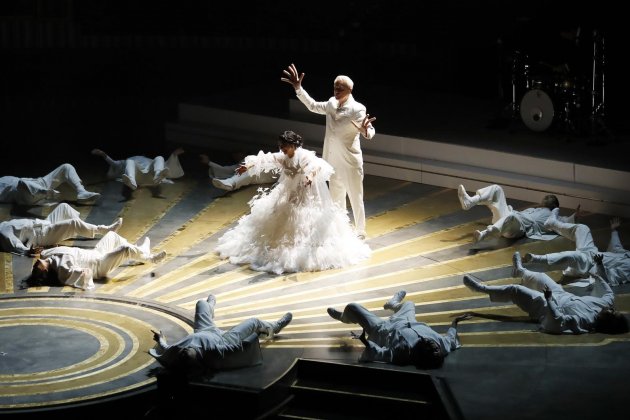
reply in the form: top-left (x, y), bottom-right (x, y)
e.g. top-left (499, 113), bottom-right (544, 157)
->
top-left (508, 30), bottom-right (607, 136)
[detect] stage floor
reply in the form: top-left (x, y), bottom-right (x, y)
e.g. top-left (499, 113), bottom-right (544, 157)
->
top-left (1, 162), bottom-right (629, 419)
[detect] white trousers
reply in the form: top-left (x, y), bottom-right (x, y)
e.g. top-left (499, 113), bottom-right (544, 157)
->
top-left (329, 164), bottom-right (365, 235)
top-left (17, 164), bottom-right (87, 204)
top-left (544, 220), bottom-right (597, 274)
top-left (93, 232), bottom-right (150, 278)
top-left (125, 156), bottom-right (165, 187)
top-left (36, 203), bottom-right (108, 246)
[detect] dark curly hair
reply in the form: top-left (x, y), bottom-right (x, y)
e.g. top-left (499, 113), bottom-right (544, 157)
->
top-left (541, 194), bottom-right (559, 210)
top-left (411, 338), bottom-right (445, 369)
top-left (594, 308), bottom-right (629, 334)
top-left (278, 130), bottom-right (303, 148)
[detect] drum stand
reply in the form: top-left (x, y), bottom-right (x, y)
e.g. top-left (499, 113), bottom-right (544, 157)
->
top-left (504, 51), bottom-right (528, 130)
top-left (589, 31), bottom-right (613, 139)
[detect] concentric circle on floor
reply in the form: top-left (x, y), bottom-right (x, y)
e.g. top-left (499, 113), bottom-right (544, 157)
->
top-left (0, 296), bottom-right (192, 410)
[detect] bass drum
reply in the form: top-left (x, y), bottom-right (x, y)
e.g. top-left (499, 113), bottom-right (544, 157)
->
top-left (520, 88), bottom-right (555, 132)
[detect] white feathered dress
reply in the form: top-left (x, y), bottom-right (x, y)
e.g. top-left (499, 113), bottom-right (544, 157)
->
top-left (215, 147), bottom-right (371, 275)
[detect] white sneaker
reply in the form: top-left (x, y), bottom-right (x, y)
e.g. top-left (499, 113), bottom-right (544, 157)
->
top-left (77, 191), bottom-right (101, 202)
top-left (458, 185), bottom-right (474, 210)
top-left (212, 178), bottom-right (234, 191)
top-left (273, 312), bottom-right (293, 334)
top-left (463, 275), bottom-right (486, 293)
top-left (108, 217), bottom-right (123, 233)
top-left (122, 174), bottom-right (137, 190)
top-left (154, 168), bottom-right (170, 184)
top-left (207, 294), bottom-right (216, 318)
top-left (512, 251), bottom-right (524, 278)
top-left (150, 250), bottom-right (166, 264)
top-left (327, 308), bottom-right (342, 321)
top-left (384, 290), bottom-right (406, 311)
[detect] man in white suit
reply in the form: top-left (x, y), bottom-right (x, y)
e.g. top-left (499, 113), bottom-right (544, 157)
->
top-left (282, 63), bottom-right (376, 240)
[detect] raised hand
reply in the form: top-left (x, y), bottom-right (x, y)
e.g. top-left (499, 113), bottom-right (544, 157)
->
top-left (574, 204), bottom-right (582, 222)
top-left (350, 329), bottom-right (367, 345)
top-left (593, 253), bottom-right (604, 265)
top-left (454, 313), bottom-right (473, 323)
top-left (281, 63), bottom-right (304, 90)
top-left (610, 217), bottom-right (621, 231)
top-left (27, 246), bottom-right (43, 257)
top-left (350, 114), bottom-right (376, 137)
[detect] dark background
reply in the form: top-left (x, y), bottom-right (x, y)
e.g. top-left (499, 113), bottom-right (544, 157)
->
top-left (1, 0), bottom-right (624, 166)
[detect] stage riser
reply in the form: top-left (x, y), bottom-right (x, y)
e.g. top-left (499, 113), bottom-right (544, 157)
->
top-left (166, 104), bottom-right (630, 217)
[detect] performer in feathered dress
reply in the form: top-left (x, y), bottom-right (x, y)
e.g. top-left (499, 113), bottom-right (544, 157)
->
top-left (216, 130), bottom-right (371, 275)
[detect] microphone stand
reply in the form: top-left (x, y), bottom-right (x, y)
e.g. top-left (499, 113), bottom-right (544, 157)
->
top-left (590, 31), bottom-right (613, 140)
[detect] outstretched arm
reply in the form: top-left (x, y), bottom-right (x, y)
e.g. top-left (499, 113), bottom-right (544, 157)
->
top-left (91, 149), bottom-right (116, 166)
top-left (563, 204), bottom-right (582, 224)
top-left (451, 313), bottom-right (473, 328)
top-left (607, 217), bottom-right (626, 253)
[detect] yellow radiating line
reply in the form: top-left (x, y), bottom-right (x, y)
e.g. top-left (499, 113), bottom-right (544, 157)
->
top-left (208, 275), bottom-right (518, 326)
top-left (211, 235), bottom-right (574, 315)
top-left (114, 179), bottom-right (197, 245)
top-left (125, 183), bottom-right (447, 300)
top-left (157, 266), bottom-right (252, 303)
top-left (215, 290), bottom-right (630, 348)
top-left (261, 331), bottom-right (630, 348)
top-left (136, 188), bottom-right (456, 300)
top-left (127, 253), bottom-right (227, 298)
top-left (363, 176), bottom-right (413, 200)
top-left (367, 189), bottom-right (461, 237)
top-left (211, 211), bottom-right (579, 306)
top-left (0, 253), bottom-right (14, 294)
top-left (214, 270), bottom-right (626, 329)
top-left (99, 185), bottom-right (257, 294)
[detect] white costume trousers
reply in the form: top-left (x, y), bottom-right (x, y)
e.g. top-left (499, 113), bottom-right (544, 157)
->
top-left (36, 203), bottom-right (108, 246)
top-left (545, 221), bottom-right (597, 274)
top-left (329, 163), bottom-right (366, 236)
top-left (93, 232), bottom-right (151, 278)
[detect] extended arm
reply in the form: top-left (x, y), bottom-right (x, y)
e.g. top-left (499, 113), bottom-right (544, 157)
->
top-left (91, 149), bottom-right (117, 166)
top-left (607, 218), bottom-right (627, 253)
